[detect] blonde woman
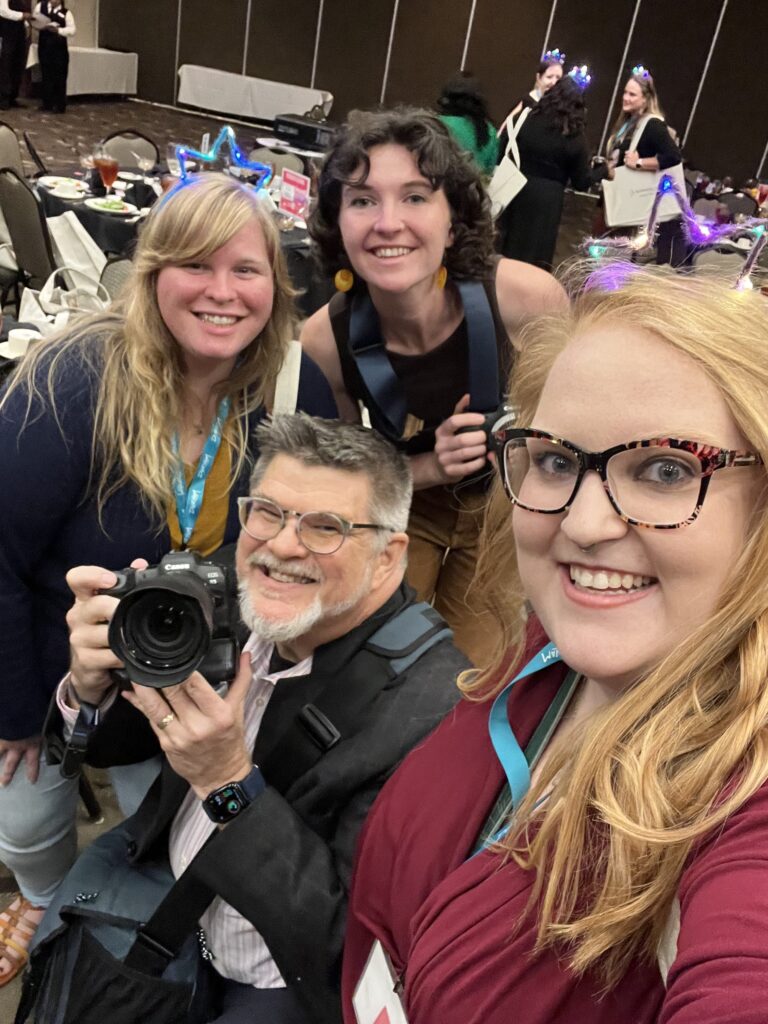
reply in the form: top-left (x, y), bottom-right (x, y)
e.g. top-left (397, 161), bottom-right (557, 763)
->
top-left (0, 173), bottom-right (335, 986)
top-left (342, 269), bottom-right (768, 1022)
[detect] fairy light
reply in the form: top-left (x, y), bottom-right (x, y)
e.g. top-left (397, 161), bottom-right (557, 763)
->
top-left (172, 126), bottom-right (272, 189)
top-left (543, 47), bottom-right (566, 64)
top-left (568, 65), bottom-right (592, 90)
top-left (631, 64), bottom-right (651, 79)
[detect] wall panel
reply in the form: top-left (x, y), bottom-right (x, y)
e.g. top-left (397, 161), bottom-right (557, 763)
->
top-left (384, 0), bottom-right (473, 108)
top-left (99, 0), bottom-right (177, 104)
top-left (178, 0), bottom-right (249, 75)
top-left (245, 0), bottom-right (319, 86)
top-left (684, 0), bottom-right (768, 181)
top-left (314, 0), bottom-right (394, 117)
top-left (464, 0), bottom-right (553, 125)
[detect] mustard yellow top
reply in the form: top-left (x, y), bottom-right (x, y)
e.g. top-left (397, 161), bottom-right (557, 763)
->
top-left (167, 442), bottom-right (232, 556)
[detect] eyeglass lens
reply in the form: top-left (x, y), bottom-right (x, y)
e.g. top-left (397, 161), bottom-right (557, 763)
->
top-left (240, 498), bottom-right (347, 553)
top-left (504, 437), bottom-right (704, 527)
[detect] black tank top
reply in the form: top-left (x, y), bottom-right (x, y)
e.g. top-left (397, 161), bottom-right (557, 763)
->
top-left (330, 273), bottom-right (512, 458)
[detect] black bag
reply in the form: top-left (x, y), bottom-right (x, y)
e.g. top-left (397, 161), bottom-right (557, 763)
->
top-left (15, 822), bottom-right (217, 1024)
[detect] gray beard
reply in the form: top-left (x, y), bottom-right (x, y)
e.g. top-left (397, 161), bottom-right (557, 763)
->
top-left (238, 567), bottom-right (373, 645)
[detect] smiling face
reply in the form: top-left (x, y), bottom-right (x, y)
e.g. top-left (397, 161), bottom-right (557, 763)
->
top-left (536, 63), bottom-right (563, 94)
top-left (236, 454), bottom-right (405, 658)
top-left (622, 78), bottom-right (646, 115)
top-left (337, 143), bottom-right (454, 298)
top-left (512, 324), bottom-right (760, 692)
top-left (156, 217), bottom-right (275, 379)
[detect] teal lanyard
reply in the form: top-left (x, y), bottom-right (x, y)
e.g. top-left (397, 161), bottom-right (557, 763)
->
top-left (171, 396), bottom-right (230, 547)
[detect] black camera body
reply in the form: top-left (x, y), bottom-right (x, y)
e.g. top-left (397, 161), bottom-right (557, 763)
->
top-left (103, 551), bottom-right (239, 689)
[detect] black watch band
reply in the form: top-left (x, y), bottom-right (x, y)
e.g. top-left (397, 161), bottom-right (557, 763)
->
top-left (201, 765), bottom-right (265, 823)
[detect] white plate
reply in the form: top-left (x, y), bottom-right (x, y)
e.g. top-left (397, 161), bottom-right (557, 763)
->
top-left (38, 175), bottom-right (87, 192)
top-left (84, 197), bottom-right (138, 216)
top-left (117, 171), bottom-right (144, 182)
top-left (49, 187), bottom-right (86, 200)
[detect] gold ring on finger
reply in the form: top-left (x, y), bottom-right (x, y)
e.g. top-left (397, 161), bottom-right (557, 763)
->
top-left (157, 712), bottom-right (175, 731)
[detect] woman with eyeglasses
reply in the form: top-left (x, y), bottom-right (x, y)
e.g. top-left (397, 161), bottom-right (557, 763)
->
top-left (341, 267), bottom-right (768, 1023)
top-left (0, 173), bottom-right (335, 987)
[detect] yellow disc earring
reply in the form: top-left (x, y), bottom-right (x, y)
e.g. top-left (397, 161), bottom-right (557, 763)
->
top-left (436, 265), bottom-right (448, 290)
top-left (334, 268), bottom-right (354, 292)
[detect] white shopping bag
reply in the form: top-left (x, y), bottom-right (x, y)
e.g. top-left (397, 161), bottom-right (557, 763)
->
top-left (487, 107), bottom-right (531, 218)
top-left (46, 211), bottom-right (106, 294)
top-left (18, 267), bottom-right (110, 337)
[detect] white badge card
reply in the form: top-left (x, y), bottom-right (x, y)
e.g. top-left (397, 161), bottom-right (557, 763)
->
top-left (352, 940), bottom-right (410, 1024)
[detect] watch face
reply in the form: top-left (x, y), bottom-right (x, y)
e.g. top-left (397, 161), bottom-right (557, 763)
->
top-left (205, 785), bottom-right (246, 822)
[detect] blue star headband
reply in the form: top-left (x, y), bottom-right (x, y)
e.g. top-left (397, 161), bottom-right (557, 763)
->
top-left (631, 64), bottom-right (651, 79)
top-left (583, 174), bottom-right (768, 292)
top-left (543, 47), bottom-right (566, 64)
top-left (172, 126), bottom-right (273, 189)
top-left (568, 64), bottom-right (592, 89)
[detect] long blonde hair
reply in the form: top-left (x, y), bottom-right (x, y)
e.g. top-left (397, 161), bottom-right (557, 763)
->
top-left (2, 174), bottom-right (296, 522)
top-left (606, 72), bottom-right (665, 156)
top-left (464, 268), bottom-right (768, 986)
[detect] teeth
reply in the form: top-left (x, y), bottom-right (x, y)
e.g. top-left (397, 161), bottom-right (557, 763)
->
top-left (569, 566), bottom-right (652, 592)
top-left (267, 568), bottom-right (315, 585)
top-left (373, 247), bottom-right (411, 258)
top-left (197, 313), bottom-right (238, 325)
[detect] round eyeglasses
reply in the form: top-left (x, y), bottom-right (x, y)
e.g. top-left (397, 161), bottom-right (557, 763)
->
top-left (490, 428), bottom-right (763, 529)
top-left (237, 496), bottom-right (395, 554)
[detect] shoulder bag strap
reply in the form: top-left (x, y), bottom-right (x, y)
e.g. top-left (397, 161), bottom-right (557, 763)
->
top-left (272, 339), bottom-right (302, 414)
top-left (506, 106), bottom-right (531, 168)
top-left (628, 114), bottom-right (654, 153)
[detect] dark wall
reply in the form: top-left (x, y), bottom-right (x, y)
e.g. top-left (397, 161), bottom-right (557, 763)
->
top-left (101, 0), bottom-right (767, 183)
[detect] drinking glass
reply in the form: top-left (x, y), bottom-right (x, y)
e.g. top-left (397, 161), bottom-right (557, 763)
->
top-left (93, 148), bottom-right (119, 195)
top-left (166, 143), bottom-right (182, 177)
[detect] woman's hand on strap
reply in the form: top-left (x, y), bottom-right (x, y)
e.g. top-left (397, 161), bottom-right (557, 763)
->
top-left (65, 560), bottom-right (148, 707)
top-left (413, 394), bottom-right (489, 489)
top-left (0, 736), bottom-right (42, 787)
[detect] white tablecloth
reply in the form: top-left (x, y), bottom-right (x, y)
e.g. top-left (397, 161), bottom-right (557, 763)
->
top-left (27, 45), bottom-right (138, 96)
top-left (177, 64), bottom-right (332, 121)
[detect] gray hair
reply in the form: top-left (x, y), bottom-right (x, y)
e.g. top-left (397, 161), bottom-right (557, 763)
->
top-left (250, 414), bottom-right (413, 538)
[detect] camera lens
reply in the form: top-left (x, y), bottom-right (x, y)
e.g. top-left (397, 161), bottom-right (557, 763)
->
top-left (108, 576), bottom-right (215, 687)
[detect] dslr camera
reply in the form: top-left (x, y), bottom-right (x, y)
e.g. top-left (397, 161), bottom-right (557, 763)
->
top-left (103, 551), bottom-right (239, 688)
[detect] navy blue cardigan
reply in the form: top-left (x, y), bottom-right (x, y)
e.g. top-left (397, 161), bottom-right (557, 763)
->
top-left (0, 341), bottom-right (337, 740)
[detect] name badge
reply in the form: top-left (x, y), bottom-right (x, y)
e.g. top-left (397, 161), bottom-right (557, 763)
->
top-left (352, 940), bottom-right (409, 1024)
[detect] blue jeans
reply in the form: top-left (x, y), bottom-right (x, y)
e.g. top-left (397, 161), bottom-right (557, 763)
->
top-left (0, 753), bottom-right (161, 906)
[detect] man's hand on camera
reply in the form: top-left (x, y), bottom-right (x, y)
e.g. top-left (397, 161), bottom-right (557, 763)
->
top-left (122, 652), bottom-right (253, 800)
top-left (66, 561), bottom-right (148, 706)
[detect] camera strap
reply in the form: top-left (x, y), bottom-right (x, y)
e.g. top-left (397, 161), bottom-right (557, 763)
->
top-left (347, 279), bottom-right (501, 442)
top-left (171, 396), bottom-right (231, 545)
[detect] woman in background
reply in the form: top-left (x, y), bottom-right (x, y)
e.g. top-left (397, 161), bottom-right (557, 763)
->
top-left (496, 49), bottom-right (565, 158)
top-left (437, 72), bottom-right (498, 176)
top-left (33, 0), bottom-right (75, 113)
top-left (497, 73), bottom-right (594, 270)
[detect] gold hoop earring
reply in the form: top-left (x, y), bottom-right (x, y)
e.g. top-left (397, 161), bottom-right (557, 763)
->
top-left (334, 268), bottom-right (354, 292)
top-left (436, 266), bottom-right (448, 290)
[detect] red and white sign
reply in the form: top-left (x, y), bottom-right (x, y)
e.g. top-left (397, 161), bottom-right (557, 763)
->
top-left (279, 168), bottom-right (311, 218)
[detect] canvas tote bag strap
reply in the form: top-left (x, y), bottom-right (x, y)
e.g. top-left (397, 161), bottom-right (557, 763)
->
top-left (627, 114), bottom-right (654, 154)
top-left (272, 339), bottom-right (302, 415)
top-left (506, 106), bottom-right (531, 167)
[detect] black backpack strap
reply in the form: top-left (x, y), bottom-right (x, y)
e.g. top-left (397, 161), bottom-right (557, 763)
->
top-left (260, 603), bottom-right (453, 794)
top-left (455, 279), bottom-right (501, 413)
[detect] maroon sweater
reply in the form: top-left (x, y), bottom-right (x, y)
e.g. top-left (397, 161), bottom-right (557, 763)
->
top-left (343, 623), bottom-right (768, 1023)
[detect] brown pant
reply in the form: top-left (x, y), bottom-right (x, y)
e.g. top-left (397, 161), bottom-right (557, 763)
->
top-left (405, 485), bottom-right (499, 666)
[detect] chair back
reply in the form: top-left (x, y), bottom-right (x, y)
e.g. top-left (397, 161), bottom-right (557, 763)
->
top-left (101, 130), bottom-right (160, 168)
top-left (692, 248), bottom-right (746, 279)
top-left (23, 130), bottom-right (49, 176)
top-left (0, 168), bottom-right (56, 288)
top-left (716, 191), bottom-right (759, 219)
top-left (692, 197), bottom-right (721, 220)
top-left (270, 151), bottom-right (305, 176)
top-left (248, 146), bottom-right (277, 166)
top-left (99, 256), bottom-right (133, 301)
top-left (0, 122), bottom-right (24, 178)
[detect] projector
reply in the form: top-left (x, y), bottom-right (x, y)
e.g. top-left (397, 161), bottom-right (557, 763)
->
top-left (273, 114), bottom-right (336, 152)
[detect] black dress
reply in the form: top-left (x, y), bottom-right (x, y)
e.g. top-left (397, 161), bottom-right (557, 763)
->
top-left (0, 0), bottom-right (30, 108)
top-left (37, 1), bottom-right (70, 112)
top-left (496, 109), bottom-right (592, 271)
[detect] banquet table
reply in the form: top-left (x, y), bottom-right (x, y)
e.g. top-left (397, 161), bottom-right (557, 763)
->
top-left (177, 65), bottom-right (332, 122)
top-left (27, 45), bottom-right (138, 96)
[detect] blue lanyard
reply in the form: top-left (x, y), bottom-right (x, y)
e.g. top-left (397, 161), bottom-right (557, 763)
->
top-left (488, 641), bottom-right (562, 811)
top-left (171, 396), bottom-right (230, 546)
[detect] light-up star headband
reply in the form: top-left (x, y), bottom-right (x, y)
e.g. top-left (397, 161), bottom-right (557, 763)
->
top-left (543, 47), bottom-right (566, 64)
top-left (172, 126), bottom-right (273, 190)
top-left (583, 174), bottom-right (768, 292)
top-left (568, 64), bottom-right (592, 89)
top-left (631, 64), bottom-right (651, 79)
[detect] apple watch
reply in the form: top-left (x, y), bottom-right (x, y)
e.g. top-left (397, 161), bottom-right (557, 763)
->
top-left (201, 765), bottom-right (265, 823)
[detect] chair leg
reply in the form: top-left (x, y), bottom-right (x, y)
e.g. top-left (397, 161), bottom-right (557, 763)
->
top-left (78, 774), bottom-right (104, 823)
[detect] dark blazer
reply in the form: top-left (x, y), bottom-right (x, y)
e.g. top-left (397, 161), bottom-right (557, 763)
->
top-left (47, 583), bottom-right (469, 1024)
top-left (0, 338), bottom-right (337, 740)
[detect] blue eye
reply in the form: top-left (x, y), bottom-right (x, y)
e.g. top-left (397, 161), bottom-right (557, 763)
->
top-left (634, 457), bottom-right (697, 487)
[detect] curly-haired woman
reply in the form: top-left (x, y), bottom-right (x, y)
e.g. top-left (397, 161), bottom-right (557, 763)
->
top-left (0, 173), bottom-right (335, 985)
top-left (301, 107), bottom-right (566, 664)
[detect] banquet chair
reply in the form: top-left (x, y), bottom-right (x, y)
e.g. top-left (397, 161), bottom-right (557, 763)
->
top-left (0, 167), bottom-right (56, 289)
top-left (100, 129), bottom-right (160, 168)
top-left (99, 256), bottom-right (132, 301)
top-left (0, 121), bottom-right (24, 178)
top-left (692, 248), bottom-right (746, 279)
top-left (717, 191), bottom-right (759, 220)
top-left (270, 151), bottom-right (305, 176)
top-left (248, 146), bottom-right (277, 167)
top-left (692, 197), bottom-right (721, 221)
top-left (23, 130), bottom-right (49, 177)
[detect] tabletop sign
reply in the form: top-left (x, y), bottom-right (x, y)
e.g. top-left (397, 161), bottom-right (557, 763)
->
top-left (352, 940), bottom-right (409, 1024)
top-left (279, 167), bottom-right (311, 219)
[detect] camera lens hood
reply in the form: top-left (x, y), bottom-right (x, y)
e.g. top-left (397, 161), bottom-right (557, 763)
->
top-left (108, 572), bottom-right (215, 687)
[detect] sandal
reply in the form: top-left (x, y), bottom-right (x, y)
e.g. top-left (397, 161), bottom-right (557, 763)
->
top-left (0, 895), bottom-right (45, 987)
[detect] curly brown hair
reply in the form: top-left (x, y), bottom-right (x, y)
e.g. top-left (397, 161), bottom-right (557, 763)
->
top-left (309, 106), bottom-right (496, 282)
